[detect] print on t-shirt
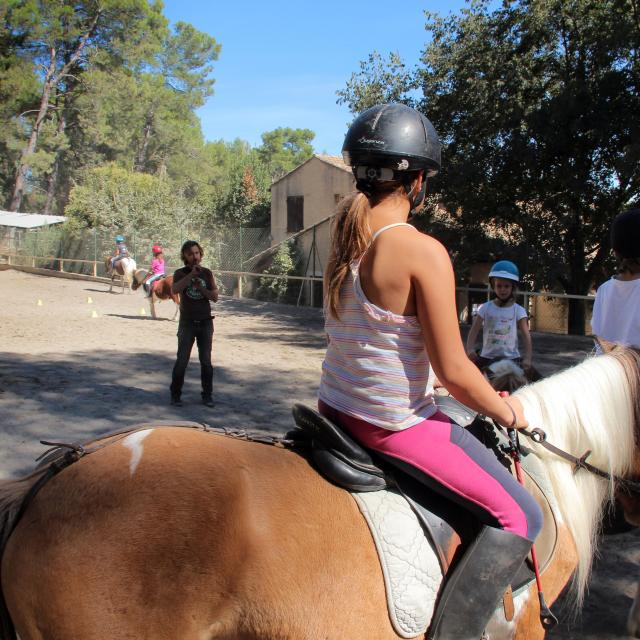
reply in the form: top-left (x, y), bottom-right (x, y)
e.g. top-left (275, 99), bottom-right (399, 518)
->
top-left (478, 300), bottom-right (527, 359)
top-left (185, 276), bottom-right (207, 300)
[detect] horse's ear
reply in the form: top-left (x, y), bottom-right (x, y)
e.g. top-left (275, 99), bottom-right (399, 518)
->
top-left (597, 338), bottom-right (617, 354)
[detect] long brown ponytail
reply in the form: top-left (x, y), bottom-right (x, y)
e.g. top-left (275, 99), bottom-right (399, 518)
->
top-left (325, 193), bottom-right (372, 319)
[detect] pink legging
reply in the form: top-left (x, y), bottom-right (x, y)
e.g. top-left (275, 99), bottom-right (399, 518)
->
top-left (319, 400), bottom-right (542, 541)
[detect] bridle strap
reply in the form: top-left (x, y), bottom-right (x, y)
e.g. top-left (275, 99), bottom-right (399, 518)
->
top-left (518, 426), bottom-right (640, 493)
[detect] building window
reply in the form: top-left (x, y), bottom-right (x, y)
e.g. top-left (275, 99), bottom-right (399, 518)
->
top-left (287, 196), bottom-right (304, 232)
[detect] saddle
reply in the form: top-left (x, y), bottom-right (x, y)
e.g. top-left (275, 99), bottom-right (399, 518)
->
top-left (289, 399), bottom-right (557, 596)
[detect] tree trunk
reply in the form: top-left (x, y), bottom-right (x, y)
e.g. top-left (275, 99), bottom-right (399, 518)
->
top-left (567, 298), bottom-right (587, 336)
top-left (9, 12), bottom-right (101, 211)
top-left (564, 212), bottom-right (589, 336)
top-left (43, 108), bottom-right (68, 215)
top-left (9, 51), bottom-right (57, 212)
top-left (135, 114), bottom-right (154, 172)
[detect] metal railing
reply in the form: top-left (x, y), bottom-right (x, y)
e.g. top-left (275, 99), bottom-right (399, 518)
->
top-left (1, 253), bottom-right (595, 334)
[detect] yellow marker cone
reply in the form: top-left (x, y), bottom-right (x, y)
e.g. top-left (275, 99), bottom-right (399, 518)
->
top-left (139, 308), bottom-right (147, 316)
top-left (87, 296), bottom-right (93, 304)
top-left (37, 299), bottom-right (43, 306)
top-left (91, 309), bottom-right (98, 318)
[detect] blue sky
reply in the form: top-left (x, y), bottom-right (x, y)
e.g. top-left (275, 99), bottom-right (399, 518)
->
top-left (161, 1), bottom-right (473, 155)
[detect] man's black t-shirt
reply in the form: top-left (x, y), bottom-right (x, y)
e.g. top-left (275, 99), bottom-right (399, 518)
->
top-left (173, 266), bottom-right (214, 321)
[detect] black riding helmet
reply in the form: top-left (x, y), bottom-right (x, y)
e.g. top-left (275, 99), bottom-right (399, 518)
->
top-left (342, 103), bottom-right (441, 211)
top-left (611, 208), bottom-right (640, 259)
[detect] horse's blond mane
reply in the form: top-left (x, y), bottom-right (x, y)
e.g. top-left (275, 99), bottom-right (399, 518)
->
top-left (515, 347), bottom-right (640, 605)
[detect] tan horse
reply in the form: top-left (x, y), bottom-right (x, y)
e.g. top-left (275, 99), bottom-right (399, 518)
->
top-left (131, 269), bottom-right (180, 319)
top-left (0, 347), bottom-right (639, 640)
top-left (103, 255), bottom-right (136, 293)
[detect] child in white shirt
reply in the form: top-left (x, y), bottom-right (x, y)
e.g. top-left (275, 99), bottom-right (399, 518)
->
top-left (466, 260), bottom-right (533, 370)
top-left (592, 208), bottom-right (640, 350)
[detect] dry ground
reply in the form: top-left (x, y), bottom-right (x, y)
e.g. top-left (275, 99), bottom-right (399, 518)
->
top-left (0, 268), bottom-right (637, 638)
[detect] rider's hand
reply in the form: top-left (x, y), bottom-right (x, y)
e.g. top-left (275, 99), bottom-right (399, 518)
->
top-left (502, 396), bottom-right (528, 429)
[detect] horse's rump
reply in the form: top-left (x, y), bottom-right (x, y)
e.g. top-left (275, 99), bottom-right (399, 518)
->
top-left (1, 428), bottom-right (395, 639)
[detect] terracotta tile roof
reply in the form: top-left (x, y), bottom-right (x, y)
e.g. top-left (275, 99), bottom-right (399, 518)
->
top-left (271, 155), bottom-right (352, 186)
top-left (315, 154), bottom-right (352, 172)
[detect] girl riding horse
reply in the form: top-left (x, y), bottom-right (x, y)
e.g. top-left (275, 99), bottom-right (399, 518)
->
top-left (318, 103), bottom-right (542, 640)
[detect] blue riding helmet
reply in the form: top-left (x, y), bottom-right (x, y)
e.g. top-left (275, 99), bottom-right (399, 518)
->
top-left (489, 260), bottom-right (519, 283)
top-left (115, 235), bottom-right (125, 243)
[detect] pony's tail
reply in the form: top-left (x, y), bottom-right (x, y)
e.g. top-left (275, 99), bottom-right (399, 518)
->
top-left (325, 193), bottom-right (371, 319)
top-left (0, 470), bottom-right (50, 640)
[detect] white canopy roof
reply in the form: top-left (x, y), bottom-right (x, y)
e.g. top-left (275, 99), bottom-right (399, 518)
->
top-left (0, 210), bottom-right (66, 228)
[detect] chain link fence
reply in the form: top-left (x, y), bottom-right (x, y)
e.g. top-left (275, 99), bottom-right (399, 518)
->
top-left (456, 287), bottom-right (594, 335)
top-left (4, 225), bottom-right (270, 278)
top-left (2, 223), bottom-right (596, 333)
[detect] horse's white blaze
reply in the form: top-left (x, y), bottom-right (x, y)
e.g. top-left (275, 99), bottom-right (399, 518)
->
top-left (122, 429), bottom-right (153, 476)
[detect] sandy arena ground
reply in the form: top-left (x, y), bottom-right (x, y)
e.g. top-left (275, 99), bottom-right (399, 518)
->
top-left (0, 267), bottom-right (638, 638)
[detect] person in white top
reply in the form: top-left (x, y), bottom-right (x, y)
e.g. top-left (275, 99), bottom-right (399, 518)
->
top-left (592, 208), bottom-right (640, 351)
top-left (466, 260), bottom-right (533, 373)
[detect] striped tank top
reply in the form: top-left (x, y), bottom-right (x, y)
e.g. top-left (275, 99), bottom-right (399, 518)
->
top-left (318, 223), bottom-right (436, 431)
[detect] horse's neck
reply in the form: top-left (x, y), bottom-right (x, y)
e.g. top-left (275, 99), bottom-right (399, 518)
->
top-left (517, 350), bottom-right (639, 601)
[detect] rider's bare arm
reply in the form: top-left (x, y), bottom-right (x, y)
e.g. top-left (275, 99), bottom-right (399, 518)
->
top-left (408, 234), bottom-right (527, 429)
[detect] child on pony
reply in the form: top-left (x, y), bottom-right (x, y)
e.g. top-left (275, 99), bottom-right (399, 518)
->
top-left (110, 234), bottom-right (129, 271)
top-left (466, 260), bottom-right (533, 374)
top-left (592, 208), bottom-right (640, 351)
top-left (142, 245), bottom-right (166, 296)
top-left (317, 103), bottom-right (541, 640)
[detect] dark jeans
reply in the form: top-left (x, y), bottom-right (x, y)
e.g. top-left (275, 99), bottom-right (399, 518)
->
top-left (170, 318), bottom-right (213, 399)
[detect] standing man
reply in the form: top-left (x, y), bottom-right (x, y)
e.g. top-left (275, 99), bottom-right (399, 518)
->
top-left (170, 240), bottom-right (219, 407)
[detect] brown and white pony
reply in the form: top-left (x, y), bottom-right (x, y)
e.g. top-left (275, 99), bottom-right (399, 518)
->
top-left (0, 347), bottom-right (639, 640)
top-left (103, 255), bottom-right (136, 293)
top-left (131, 269), bottom-right (180, 320)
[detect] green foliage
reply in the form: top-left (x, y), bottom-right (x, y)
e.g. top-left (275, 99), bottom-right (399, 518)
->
top-left (65, 163), bottom-right (190, 235)
top-left (337, 51), bottom-right (416, 113)
top-left (339, 0), bottom-right (640, 332)
top-left (214, 158), bottom-right (271, 227)
top-left (256, 127), bottom-right (315, 180)
top-left (1, 0), bottom-right (220, 213)
top-left (256, 241), bottom-right (296, 302)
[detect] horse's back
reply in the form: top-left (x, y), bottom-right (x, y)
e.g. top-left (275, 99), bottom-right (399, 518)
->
top-left (2, 428), bottom-right (396, 639)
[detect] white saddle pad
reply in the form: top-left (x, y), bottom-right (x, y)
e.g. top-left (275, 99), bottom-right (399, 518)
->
top-left (352, 489), bottom-right (443, 638)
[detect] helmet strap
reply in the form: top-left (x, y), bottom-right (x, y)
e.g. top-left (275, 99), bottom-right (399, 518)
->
top-left (410, 180), bottom-right (428, 212)
top-left (355, 178), bottom-right (374, 197)
top-left (403, 172), bottom-right (427, 213)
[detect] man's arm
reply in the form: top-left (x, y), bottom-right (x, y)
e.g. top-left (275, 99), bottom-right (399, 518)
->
top-left (200, 272), bottom-right (219, 302)
top-left (172, 269), bottom-right (193, 294)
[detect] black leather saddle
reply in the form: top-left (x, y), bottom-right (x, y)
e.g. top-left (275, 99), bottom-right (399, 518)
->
top-left (289, 397), bottom-right (481, 572)
top-left (289, 397), bottom-right (552, 599)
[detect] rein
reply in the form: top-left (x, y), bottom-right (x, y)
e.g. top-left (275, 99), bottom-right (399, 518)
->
top-left (517, 426), bottom-right (640, 494)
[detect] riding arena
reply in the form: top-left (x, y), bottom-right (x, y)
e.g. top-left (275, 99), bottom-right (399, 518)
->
top-left (0, 267), bottom-right (638, 639)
